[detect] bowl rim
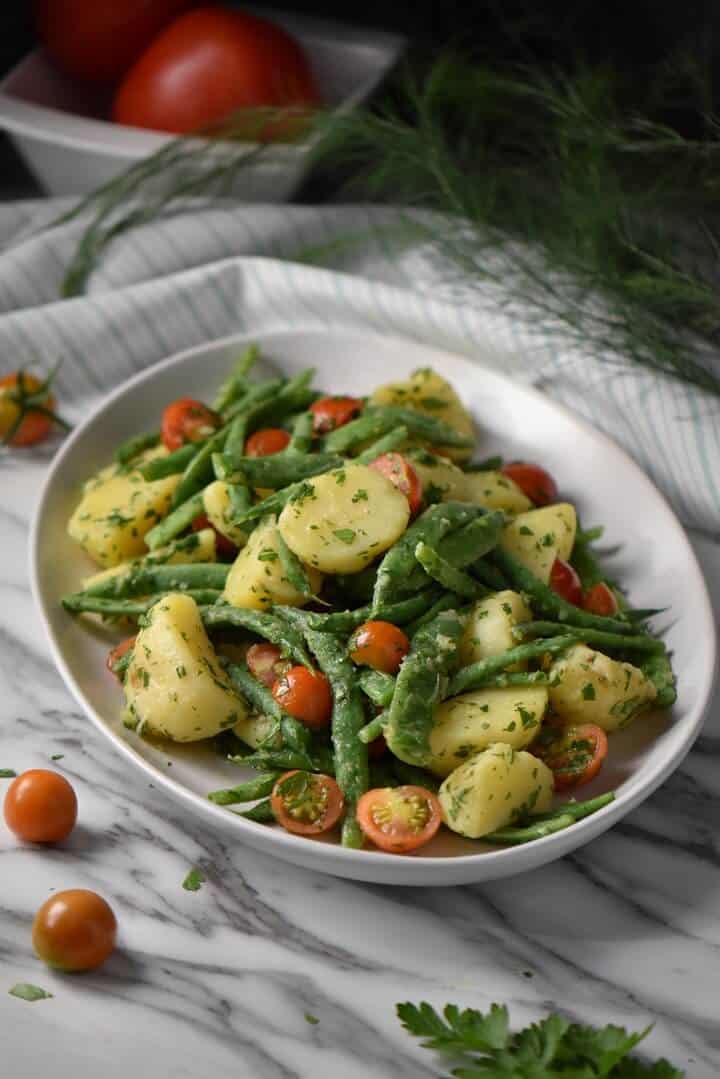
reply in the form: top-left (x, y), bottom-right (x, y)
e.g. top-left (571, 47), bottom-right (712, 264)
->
top-left (29, 328), bottom-right (718, 882)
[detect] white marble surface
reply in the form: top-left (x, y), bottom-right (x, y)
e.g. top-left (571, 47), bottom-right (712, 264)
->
top-left (1, 442), bottom-right (720, 1079)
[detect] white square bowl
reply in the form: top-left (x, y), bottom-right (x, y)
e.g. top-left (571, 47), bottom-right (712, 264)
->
top-left (0, 8), bottom-right (404, 198)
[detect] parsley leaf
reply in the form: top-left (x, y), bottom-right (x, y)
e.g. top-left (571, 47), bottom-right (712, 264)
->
top-left (333, 528), bottom-right (356, 544)
top-left (9, 983), bottom-right (53, 1002)
top-left (182, 867), bottom-right (206, 892)
top-left (0, 769), bottom-right (17, 778)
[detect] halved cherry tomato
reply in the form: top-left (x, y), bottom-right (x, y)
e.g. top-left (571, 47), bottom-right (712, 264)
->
top-left (191, 513), bottom-right (237, 559)
top-left (0, 373), bottom-right (56, 447)
top-left (582, 581), bottom-right (619, 616)
top-left (32, 889), bottom-right (117, 972)
top-left (532, 722), bottom-right (608, 790)
top-left (501, 462), bottom-right (558, 506)
top-left (4, 770), bottom-right (78, 843)
top-left (349, 620), bottom-right (410, 675)
top-left (247, 643), bottom-right (289, 688)
top-left (367, 734), bottom-right (388, 760)
top-left (357, 785), bottom-right (442, 853)
top-left (271, 770), bottom-right (344, 835)
top-left (244, 427), bottom-right (291, 457)
top-left (161, 397), bottom-right (220, 451)
top-left (550, 558), bottom-right (583, 606)
top-left (369, 453), bottom-right (423, 515)
top-left (309, 396), bottom-right (363, 434)
top-left (271, 666), bottom-right (333, 729)
top-left (106, 636), bottom-right (136, 678)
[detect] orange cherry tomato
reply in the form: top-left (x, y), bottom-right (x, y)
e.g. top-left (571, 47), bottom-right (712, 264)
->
top-left (246, 643), bottom-right (289, 688)
top-left (582, 582), bottom-right (619, 616)
top-left (106, 636), bottom-right (136, 678)
top-left (0, 373), bottom-right (55, 447)
top-left (191, 513), bottom-right (237, 559)
top-left (270, 770), bottom-right (344, 836)
top-left (32, 890), bottom-right (117, 972)
top-left (369, 453), bottom-right (423, 515)
top-left (501, 462), bottom-right (558, 506)
top-left (550, 558), bottom-right (583, 606)
top-left (357, 785), bottom-right (442, 853)
top-left (271, 666), bottom-right (333, 729)
top-left (161, 397), bottom-right (220, 451)
top-left (309, 396), bottom-right (363, 434)
top-left (349, 620), bottom-right (410, 675)
top-left (532, 722), bottom-right (609, 790)
top-left (3, 770), bottom-right (78, 844)
top-left (244, 427), bottom-right (291, 457)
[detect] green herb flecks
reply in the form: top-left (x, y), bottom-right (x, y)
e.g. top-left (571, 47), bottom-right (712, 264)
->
top-left (182, 867), bottom-right (206, 892)
top-left (9, 984), bottom-right (53, 1002)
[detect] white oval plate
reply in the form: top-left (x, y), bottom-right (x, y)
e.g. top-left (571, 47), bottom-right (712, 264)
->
top-left (31, 329), bottom-right (717, 886)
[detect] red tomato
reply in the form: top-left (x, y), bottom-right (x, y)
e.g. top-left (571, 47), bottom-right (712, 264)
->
top-left (369, 453), bottom-right (423, 515)
top-left (309, 396), bottom-right (363, 434)
top-left (113, 6), bottom-right (320, 138)
top-left (161, 397), bottom-right (219, 451)
top-left (501, 462), bottom-right (558, 506)
top-left (533, 722), bottom-right (609, 790)
top-left (349, 621), bottom-right (410, 675)
top-left (0, 373), bottom-right (56, 447)
top-left (582, 582), bottom-right (619, 616)
top-left (357, 786), bottom-right (442, 853)
top-left (32, 890), bottom-right (117, 972)
top-left (4, 770), bottom-right (77, 844)
top-left (550, 558), bottom-right (583, 606)
top-left (191, 513), bottom-right (237, 559)
top-left (106, 636), bottom-right (136, 679)
top-left (33, 0), bottom-right (197, 85)
top-left (272, 666), bottom-right (333, 729)
top-left (270, 770), bottom-right (344, 836)
top-left (246, 643), bottom-right (288, 688)
top-left (244, 428), bottom-right (291, 457)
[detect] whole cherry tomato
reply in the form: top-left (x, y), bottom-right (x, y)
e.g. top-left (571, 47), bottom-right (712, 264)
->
top-left (356, 786), bottom-right (442, 853)
top-left (244, 428), bottom-right (291, 457)
top-left (549, 558), bottom-right (583, 606)
top-left (271, 666), bottom-right (332, 729)
top-left (33, 0), bottom-right (198, 85)
top-left (369, 453), bottom-right (423, 515)
top-left (161, 397), bottom-right (219, 451)
top-left (582, 582), bottom-right (619, 616)
top-left (32, 890), bottom-right (117, 972)
top-left (0, 372), bottom-right (58, 447)
top-left (501, 462), bottom-right (558, 506)
top-left (271, 770), bottom-right (344, 836)
top-left (349, 621), bottom-right (410, 675)
top-left (113, 6), bottom-right (319, 138)
top-left (4, 770), bottom-right (77, 844)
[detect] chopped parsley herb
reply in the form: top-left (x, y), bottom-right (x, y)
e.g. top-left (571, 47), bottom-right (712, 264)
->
top-left (182, 867), bottom-right (206, 892)
top-left (176, 665), bottom-right (187, 679)
top-left (0, 769), bottom-right (17, 778)
top-left (518, 525), bottom-right (534, 536)
top-left (581, 683), bottom-right (597, 700)
top-left (333, 529), bottom-right (356, 544)
top-left (50, 755), bottom-right (64, 762)
top-left (9, 984), bottom-right (53, 1002)
top-left (258, 548), bottom-right (279, 562)
top-left (304, 1013), bottom-right (320, 1025)
top-left (419, 396), bottom-right (448, 410)
top-left (351, 488), bottom-right (369, 503)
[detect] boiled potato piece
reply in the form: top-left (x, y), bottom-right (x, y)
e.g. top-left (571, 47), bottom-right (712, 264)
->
top-left (463, 470), bottom-right (532, 514)
top-left (459, 590), bottom-right (533, 667)
top-left (428, 686), bottom-right (549, 777)
top-left (278, 464), bottom-right (410, 574)
top-left (369, 367), bottom-right (475, 462)
top-left (203, 480), bottom-right (248, 548)
top-left (500, 503), bottom-right (577, 583)
top-left (223, 515), bottom-right (322, 610)
top-left (81, 528), bottom-right (217, 590)
top-left (124, 593), bottom-right (246, 742)
top-left (68, 447), bottom-right (179, 568)
top-left (439, 743), bottom-right (554, 838)
top-left (548, 643), bottom-right (657, 731)
top-left (406, 450), bottom-right (468, 502)
top-left (233, 712), bottom-right (281, 750)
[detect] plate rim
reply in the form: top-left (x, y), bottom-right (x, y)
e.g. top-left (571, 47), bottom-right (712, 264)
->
top-left (29, 327), bottom-right (718, 884)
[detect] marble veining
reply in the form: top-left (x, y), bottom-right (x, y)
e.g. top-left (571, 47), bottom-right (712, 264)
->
top-left (1, 448), bottom-right (719, 1078)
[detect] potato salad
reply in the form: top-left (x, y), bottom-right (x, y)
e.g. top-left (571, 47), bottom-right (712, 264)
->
top-left (62, 346), bottom-right (676, 854)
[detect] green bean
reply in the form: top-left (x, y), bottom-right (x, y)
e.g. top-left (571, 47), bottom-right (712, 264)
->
top-left (208, 771), bottom-right (279, 805)
top-left (357, 712), bottom-right (388, 744)
top-left (140, 441), bottom-right (198, 480)
top-left (62, 591), bottom-right (222, 617)
top-left (391, 759), bottom-right (440, 792)
top-left (220, 451), bottom-right (344, 489)
top-left (492, 548), bottom-right (635, 634)
top-left (238, 749), bottom-right (323, 774)
top-left (404, 593), bottom-right (458, 637)
top-left (570, 528), bottom-right (606, 589)
top-left (115, 431), bottom-right (159, 467)
top-left (354, 425), bottom-right (409, 464)
top-left (210, 451), bottom-right (252, 520)
top-left (470, 559), bottom-right (509, 591)
top-left (447, 635), bottom-right (577, 696)
top-left (282, 610), bottom-right (368, 848)
top-left (513, 621), bottom-right (665, 654)
top-left (303, 589), bottom-right (440, 634)
top-left (212, 343), bottom-right (260, 412)
top-left (436, 512), bottom-right (505, 567)
top-left (275, 530), bottom-right (313, 596)
top-left (78, 562), bottom-right (229, 599)
top-left (335, 565), bottom-right (377, 604)
top-left (201, 607), bottom-right (312, 668)
top-left (225, 482), bottom-right (301, 528)
top-left (483, 792), bottom-right (615, 844)
top-left (324, 410), bottom-right (394, 453)
top-left (171, 424), bottom-right (233, 508)
top-left (385, 609), bottom-right (465, 766)
top-left (641, 651), bottom-right (677, 708)
top-left (225, 662), bottom-right (313, 761)
top-left (79, 532), bottom-right (206, 587)
top-left (289, 410), bottom-right (315, 453)
top-left (225, 377), bottom-right (285, 420)
top-left (415, 542), bottom-right (486, 598)
top-left (358, 669), bottom-right (396, 708)
top-left (224, 412), bottom-right (249, 457)
top-left (625, 607), bottom-right (667, 623)
top-left (463, 455), bottom-right (503, 472)
top-left (372, 501), bottom-right (483, 610)
top-left (531, 792), bottom-right (615, 823)
top-left (145, 491), bottom-right (205, 549)
top-left (366, 405), bottom-right (475, 449)
top-left (235, 798), bottom-right (274, 822)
